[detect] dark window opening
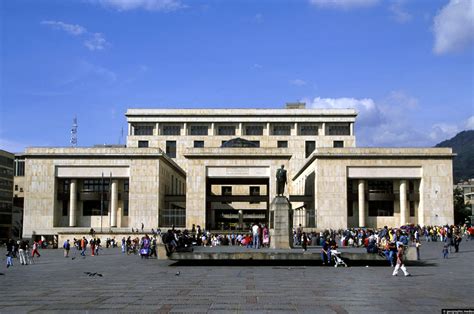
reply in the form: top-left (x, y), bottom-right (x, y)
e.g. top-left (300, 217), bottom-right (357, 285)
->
top-left (83, 200), bottom-right (109, 216)
top-left (166, 141), bottom-right (176, 158)
top-left (162, 125), bottom-right (181, 135)
top-left (409, 201), bottom-right (415, 217)
top-left (368, 180), bottom-right (393, 194)
top-left (277, 141), bottom-right (288, 148)
top-left (305, 141), bottom-right (316, 158)
top-left (250, 186), bottom-right (260, 204)
top-left (333, 141), bottom-right (344, 148)
top-left (138, 140), bottom-right (149, 148)
top-left (83, 179), bottom-right (109, 192)
top-left (272, 125), bottom-right (291, 136)
top-left (194, 141), bottom-right (204, 148)
top-left (250, 141), bottom-right (260, 147)
top-left (123, 200), bottom-right (129, 216)
top-left (327, 123), bottom-right (350, 136)
top-left (62, 200), bottom-right (68, 216)
top-left (245, 125), bottom-right (264, 136)
top-left (368, 201), bottom-right (394, 216)
top-left (133, 125), bottom-right (154, 136)
top-left (300, 125), bottom-right (318, 135)
top-left (217, 126), bottom-right (236, 136)
top-left (190, 125), bottom-right (208, 136)
top-left (221, 186), bottom-right (232, 204)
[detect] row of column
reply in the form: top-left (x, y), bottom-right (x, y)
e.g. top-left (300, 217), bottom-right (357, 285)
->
top-left (358, 179), bottom-right (411, 227)
top-left (68, 179), bottom-right (119, 227)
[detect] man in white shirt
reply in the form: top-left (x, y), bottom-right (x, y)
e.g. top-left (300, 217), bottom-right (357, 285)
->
top-left (252, 223), bottom-right (260, 249)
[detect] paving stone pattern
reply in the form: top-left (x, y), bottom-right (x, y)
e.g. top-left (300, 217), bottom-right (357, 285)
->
top-left (0, 240), bottom-right (473, 313)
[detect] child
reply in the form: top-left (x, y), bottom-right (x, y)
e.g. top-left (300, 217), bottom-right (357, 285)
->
top-left (442, 243), bottom-right (449, 259)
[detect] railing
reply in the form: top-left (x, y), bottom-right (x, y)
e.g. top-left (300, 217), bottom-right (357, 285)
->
top-left (159, 208), bottom-right (186, 228)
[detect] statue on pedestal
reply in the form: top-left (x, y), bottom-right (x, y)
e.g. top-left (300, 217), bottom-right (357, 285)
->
top-left (276, 165), bottom-right (287, 196)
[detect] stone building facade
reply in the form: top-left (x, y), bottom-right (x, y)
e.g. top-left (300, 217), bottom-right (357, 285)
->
top-left (21, 104), bottom-right (454, 239)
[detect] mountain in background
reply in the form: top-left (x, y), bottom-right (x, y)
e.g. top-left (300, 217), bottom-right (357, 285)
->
top-left (435, 130), bottom-right (474, 183)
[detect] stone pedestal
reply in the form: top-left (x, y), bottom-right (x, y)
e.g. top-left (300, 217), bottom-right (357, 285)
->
top-left (269, 196), bottom-right (293, 249)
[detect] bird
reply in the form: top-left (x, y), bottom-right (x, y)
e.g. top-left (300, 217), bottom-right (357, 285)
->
top-left (71, 257), bottom-right (76, 260)
top-left (175, 271), bottom-right (180, 276)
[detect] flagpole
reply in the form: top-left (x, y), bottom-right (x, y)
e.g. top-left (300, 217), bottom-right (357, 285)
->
top-left (100, 172), bottom-right (104, 233)
top-left (109, 172), bottom-right (112, 231)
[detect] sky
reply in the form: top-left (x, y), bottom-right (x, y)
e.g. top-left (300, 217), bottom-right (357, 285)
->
top-left (0, 0), bottom-right (473, 152)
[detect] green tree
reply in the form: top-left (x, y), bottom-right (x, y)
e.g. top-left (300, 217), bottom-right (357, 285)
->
top-left (453, 187), bottom-right (471, 224)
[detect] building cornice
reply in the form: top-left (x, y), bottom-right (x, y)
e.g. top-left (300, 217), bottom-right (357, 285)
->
top-left (292, 147), bottom-right (455, 180)
top-left (183, 147), bottom-right (293, 159)
top-left (126, 108), bottom-right (358, 118)
top-left (23, 147), bottom-right (186, 177)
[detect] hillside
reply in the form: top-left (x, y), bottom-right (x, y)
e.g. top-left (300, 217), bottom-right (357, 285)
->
top-left (435, 130), bottom-right (474, 183)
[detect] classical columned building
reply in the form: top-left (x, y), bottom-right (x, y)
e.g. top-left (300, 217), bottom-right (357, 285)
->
top-left (20, 103), bottom-right (455, 240)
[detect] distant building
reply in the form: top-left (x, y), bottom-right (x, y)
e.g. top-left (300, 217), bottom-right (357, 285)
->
top-left (455, 179), bottom-right (474, 212)
top-left (0, 150), bottom-right (14, 242)
top-left (13, 154), bottom-right (25, 238)
top-left (20, 104), bottom-right (455, 241)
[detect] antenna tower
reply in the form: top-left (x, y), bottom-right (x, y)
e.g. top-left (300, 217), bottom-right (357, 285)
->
top-left (71, 116), bottom-right (78, 147)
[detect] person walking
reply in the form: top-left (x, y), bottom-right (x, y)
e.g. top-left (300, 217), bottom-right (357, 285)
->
top-left (6, 239), bottom-right (14, 268)
top-left (90, 238), bottom-right (96, 256)
top-left (31, 240), bottom-right (41, 258)
top-left (392, 244), bottom-right (411, 277)
top-left (80, 237), bottom-right (87, 256)
top-left (442, 243), bottom-right (449, 259)
top-left (321, 238), bottom-right (331, 265)
top-left (415, 239), bottom-right (421, 260)
top-left (302, 232), bottom-right (308, 252)
top-left (18, 240), bottom-right (27, 265)
top-left (63, 239), bottom-right (71, 258)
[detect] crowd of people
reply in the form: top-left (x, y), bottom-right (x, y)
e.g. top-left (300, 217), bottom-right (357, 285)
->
top-left (4, 238), bottom-right (41, 267)
top-left (4, 222), bottom-right (473, 269)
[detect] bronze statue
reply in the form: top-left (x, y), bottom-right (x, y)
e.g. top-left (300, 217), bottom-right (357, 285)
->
top-left (276, 165), bottom-right (287, 196)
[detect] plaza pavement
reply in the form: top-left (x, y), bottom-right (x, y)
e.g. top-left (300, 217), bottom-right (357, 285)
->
top-left (0, 239), bottom-right (473, 313)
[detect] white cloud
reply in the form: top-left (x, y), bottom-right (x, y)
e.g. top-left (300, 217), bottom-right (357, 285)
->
top-left (84, 33), bottom-right (108, 51)
top-left (290, 79), bottom-right (307, 86)
top-left (309, 0), bottom-right (379, 9)
top-left (305, 96), bottom-right (383, 127)
top-left (389, 0), bottom-right (412, 24)
top-left (42, 20), bottom-right (109, 51)
top-left (466, 116), bottom-right (474, 130)
top-left (92, 0), bottom-right (186, 12)
top-left (433, 0), bottom-right (474, 55)
top-left (304, 91), bottom-right (467, 147)
top-left (41, 20), bottom-right (87, 35)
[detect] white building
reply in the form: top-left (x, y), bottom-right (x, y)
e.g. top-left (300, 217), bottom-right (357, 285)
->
top-left (21, 104), bottom-right (454, 240)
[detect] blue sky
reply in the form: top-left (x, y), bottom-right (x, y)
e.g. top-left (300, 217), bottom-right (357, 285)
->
top-left (1, 0), bottom-right (473, 152)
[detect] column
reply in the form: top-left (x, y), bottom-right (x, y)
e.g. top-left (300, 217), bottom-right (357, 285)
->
top-left (358, 180), bottom-right (365, 227)
top-left (110, 180), bottom-right (118, 227)
top-left (69, 179), bottom-right (77, 227)
top-left (400, 180), bottom-right (407, 226)
top-left (321, 122), bottom-right (326, 136)
top-left (418, 180), bottom-right (424, 226)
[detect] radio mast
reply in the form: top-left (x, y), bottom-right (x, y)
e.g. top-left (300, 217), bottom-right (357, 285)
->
top-left (71, 116), bottom-right (78, 147)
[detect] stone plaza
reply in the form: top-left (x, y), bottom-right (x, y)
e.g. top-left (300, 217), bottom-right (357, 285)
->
top-left (1, 239), bottom-right (473, 313)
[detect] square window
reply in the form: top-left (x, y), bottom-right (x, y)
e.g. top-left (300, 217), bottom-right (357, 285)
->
top-left (194, 141), bottom-right (204, 148)
top-left (138, 140), bottom-right (149, 148)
